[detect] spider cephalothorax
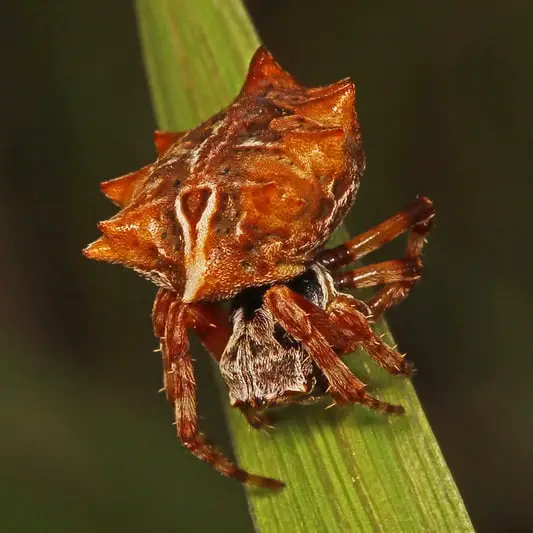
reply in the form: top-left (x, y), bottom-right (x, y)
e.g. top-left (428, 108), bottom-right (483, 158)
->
top-left (84, 47), bottom-right (435, 488)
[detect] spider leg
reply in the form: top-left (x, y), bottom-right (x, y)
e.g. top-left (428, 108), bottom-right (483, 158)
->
top-left (152, 289), bottom-right (178, 394)
top-left (185, 301), bottom-right (230, 363)
top-left (318, 195), bottom-right (435, 270)
top-left (320, 196), bottom-right (434, 320)
top-left (264, 285), bottom-right (403, 414)
top-left (333, 257), bottom-right (425, 322)
top-left (365, 208), bottom-right (433, 319)
top-left (152, 288), bottom-right (284, 489)
top-left (152, 288), bottom-right (175, 338)
top-left (334, 258), bottom-right (422, 291)
top-left (325, 294), bottom-right (413, 376)
top-left (239, 407), bottom-right (275, 429)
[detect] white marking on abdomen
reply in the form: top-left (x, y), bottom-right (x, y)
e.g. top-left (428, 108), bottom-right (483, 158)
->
top-left (175, 185), bottom-right (219, 302)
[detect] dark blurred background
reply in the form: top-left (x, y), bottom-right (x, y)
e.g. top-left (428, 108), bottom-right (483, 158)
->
top-left (3, 1), bottom-right (532, 532)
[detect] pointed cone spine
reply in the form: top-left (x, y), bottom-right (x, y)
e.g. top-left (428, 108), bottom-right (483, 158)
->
top-left (240, 46), bottom-right (300, 96)
top-left (100, 165), bottom-right (150, 207)
top-left (83, 214), bottom-right (156, 269)
top-left (91, 201), bottom-right (164, 269)
top-left (295, 79), bottom-right (356, 130)
top-left (82, 235), bottom-right (120, 263)
top-left (154, 130), bottom-right (185, 156)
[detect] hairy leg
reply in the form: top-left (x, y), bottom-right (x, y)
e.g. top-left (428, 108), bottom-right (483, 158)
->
top-left (320, 196), bottom-right (435, 320)
top-left (185, 301), bottom-right (231, 363)
top-left (318, 195), bottom-right (435, 269)
top-left (365, 210), bottom-right (433, 318)
top-left (326, 294), bottom-right (412, 376)
top-left (266, 284), bottom-right (410, 376)
top-left (264, 285), bottom-right (403, 414)
top-left (334, 258), bottom-right (422, 291)
top-left (239, 407), bottom-right (275, 429)
top-left (152, 288), bottom-right (175, 338)
top-left (152, 289), bottom-right (283, 489)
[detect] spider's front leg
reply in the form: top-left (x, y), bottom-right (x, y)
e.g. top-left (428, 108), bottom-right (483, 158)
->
top-left (319, 195), bottom-right (435, 320)
top-left (151, 289), bottom-right (283, 489)
top-left (175, 297), bottom-right (274, 430)
top-left (155, 292), bottom-right (273, 430)
top-left (264, 285), bottom-right (403, 414)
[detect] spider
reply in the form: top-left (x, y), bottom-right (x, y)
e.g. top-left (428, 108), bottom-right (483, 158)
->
top-left (84, 46), bottom-right (435, 489)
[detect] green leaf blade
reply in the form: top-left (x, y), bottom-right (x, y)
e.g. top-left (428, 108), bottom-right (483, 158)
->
top-left (135, 1), bottom-right (474, 531)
